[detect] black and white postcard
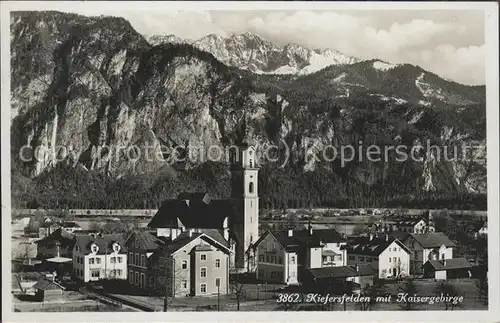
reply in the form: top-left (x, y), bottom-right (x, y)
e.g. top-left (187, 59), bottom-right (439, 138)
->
top-left (1, 1), bottom-right (499, 322)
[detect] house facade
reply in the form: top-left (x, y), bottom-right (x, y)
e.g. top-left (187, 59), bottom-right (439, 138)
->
top-left (35, 228), bottom-right (76, 260)
top-left (346, 235), bottom-right (411, 279)
top-left (403, 233), bottom-right (455, 275)
top-left (152, 231), bottom-right (232, 297)
top-left (254, 227), bottom-right (347, 285)
top-left (72, 233), bottom-right (127, 282)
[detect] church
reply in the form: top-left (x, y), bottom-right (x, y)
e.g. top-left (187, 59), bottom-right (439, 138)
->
top-left (147, 136), bottom-right (260, 273)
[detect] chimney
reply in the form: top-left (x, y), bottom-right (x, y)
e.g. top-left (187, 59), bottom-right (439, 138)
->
top-left (288, 229), bottom-right (293, 237)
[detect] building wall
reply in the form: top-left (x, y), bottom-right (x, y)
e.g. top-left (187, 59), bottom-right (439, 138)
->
top-left (435, 270), bottom-right (447, 280)
top-left (308, 247), bottom-right (322, 269)
top-left (72, 245), bottom-right (127, 283)
top-left (191, 247), bottom-right (229, 296)
top-left (378, 242), bottom-right (410, 278)
top-left (256, 234), bottom-right (286, 283)
top-left (285, 252), bottom-right (298, 284)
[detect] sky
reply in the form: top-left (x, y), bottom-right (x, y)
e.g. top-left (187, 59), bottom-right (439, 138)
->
top-left (69, 9), bottom-right (486, 85)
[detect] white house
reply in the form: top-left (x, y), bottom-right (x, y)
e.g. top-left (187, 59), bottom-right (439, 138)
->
top-left (346, 234), bottom-right (412, 279)
top-left (403, 232), bottom-right (455, 275)
top-left (393, 218), bottom-right (433, 234)
top-left (254, 226), bottom-right (347, 285)
top-left (72, 233), bottom-right (127, 282)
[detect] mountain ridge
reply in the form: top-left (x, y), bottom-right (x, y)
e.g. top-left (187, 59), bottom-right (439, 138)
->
top-left (10, 11), bottom-right (487, 210)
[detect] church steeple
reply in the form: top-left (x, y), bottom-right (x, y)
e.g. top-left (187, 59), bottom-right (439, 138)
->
top-left (230, 112), bottom-right (259, 272)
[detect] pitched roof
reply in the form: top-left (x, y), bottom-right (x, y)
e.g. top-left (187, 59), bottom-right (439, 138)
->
top-left (126, 230), bottom-right (166, 251)
top-left (307, 264), bottom-right (376, 279)
top-left (32, 279), bottom-right (65, 291)
top-left (259, 228), bottom-right (346, 252)
top-left (395, 218), bottom-right (426, 226)
top-left (347, 237), bottom-right (411, 256)
top-left (148, 193), bottom-right (231, 229)
top-left (74, 233), bottom-right (127, 254)
top-left (410, 233), bottom-right (456, 248)
top-left (425, 258), bottom-right (473, 270)
top-left (60, 221), bottom-right (81, 228)
top-left (35, 228), bottom-right (76, 248)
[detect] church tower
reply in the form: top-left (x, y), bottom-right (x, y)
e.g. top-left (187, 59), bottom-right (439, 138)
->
top-left (230, 118), bottom-right (259, 272)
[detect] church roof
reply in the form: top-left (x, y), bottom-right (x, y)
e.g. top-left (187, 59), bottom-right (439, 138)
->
top-left (148, 193), bottom-right (232, 230)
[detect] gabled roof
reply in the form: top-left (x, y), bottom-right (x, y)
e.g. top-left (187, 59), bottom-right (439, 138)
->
top-left (32, 279), bottom-right (65, 291)
top-left (395, 218), bottom-right (426, 226)
top-left (60, 221), bottom-right (81, 228)
top-left (148, 193), bottom-right (231, 229)
top-left (74, 233), bottom-right (127, 254)
top-left (425, 258), bottom-right (473, 270)
top-left (307, 264), bottom-right (376, 279)
top-left (409, 233), bottom-right (456, 248)
top-left (256, 228), bottom-right (346, 252)
top-left (347, 237), bottom-right (411, 256)
top-left (34, 228), bottom-right (76, 248)
top-left (125, 230), bottom-right (167, 251)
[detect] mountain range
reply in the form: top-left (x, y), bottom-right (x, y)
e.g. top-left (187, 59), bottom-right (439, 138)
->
top-left (148, 32), bottom-right (361, 75)
top-left (10, 11), bottom-right (487, 210)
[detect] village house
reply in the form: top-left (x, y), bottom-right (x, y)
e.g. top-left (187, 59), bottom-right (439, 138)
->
top-left (58, 221), bottom-right (83, 234)
top-left (423, 258), bottom-right (473, 280)
top-left (403, 232), bottom-right (455, 275)
top-left (32, 278), bottom-right (65, 303)
top-left (35, 228), bottom-right (76, 260)
top-left (72, 233), bottom-right (128, 282)
top-left (125, 230), bottom-right (167, 290)
top-left (346, 234), bottom-right (412, 279)
top-left (151, 230), bottom-right (232, 297)
top-left (253, 226), bottom-right (347, 285)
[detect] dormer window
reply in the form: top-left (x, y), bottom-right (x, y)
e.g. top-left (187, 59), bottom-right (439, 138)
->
top-left (112, 243), bottom-right (121, 253)
top-left (90, 243), bottom-right (99, 254)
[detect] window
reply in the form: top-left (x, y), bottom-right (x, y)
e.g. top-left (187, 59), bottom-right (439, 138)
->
top-left (89, 258), bottom-right (95, 264)
top-left (200, 284), bottom-right (207, 293)
top-left (259, 269), bottom-right (264, 278)
top-left (91, 270), bottom-right (100, 278)
top-left (129, 271), bottom-right (133, 283)
top-left (182, 280), bottom-right (188, 289)
top-left (393, 257), bottom-right (397, 263)
top-left (128, 252), bottom-right (133, 264)
top-left (348, 255), bottom-right (355, 260)
top-left (389, 258), bottom-right (392, 263)
top-left (96, 258), bottom-right (101, 264)
top-left (215, 259), bottom-right (221, 268)
top-left (290, 256), bottom-right (296, 264)
top-left (201, 268), bottom-right (207, 278)
top-left (249, 182), bottom-right (254, 193)
top-left (116, 269), bottom-right (122, 276)
top-left (359, 256), bottom-right (365, 262)
top-left (141, 255), bottom-right (146, 267)
top-left (215, 278), bottom-right (221, 287)
top-left (201, 254), bottom-right (207, 261)
top-left (278, 256), bottom-right (283, 264)
top-left (111, 257), bottom-right (116, 263)
top-left (271, 256), bottom-right (276, 263)
top-left (259, 255), bottom-right (265, 262)
top-left (135, 272), bottom-right (139, 285)
top-left (117, 257), bottom-right (123, 263)
top-left (266, 255), bottom-right (269, 262)
top-left (135, 254), bottom-right (139, 266)
top-left (182, 260), bottom-right (188, 269)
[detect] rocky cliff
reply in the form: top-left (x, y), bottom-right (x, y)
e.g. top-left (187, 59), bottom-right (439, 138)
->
top-left (10, 11), bottom-right (487, 209)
